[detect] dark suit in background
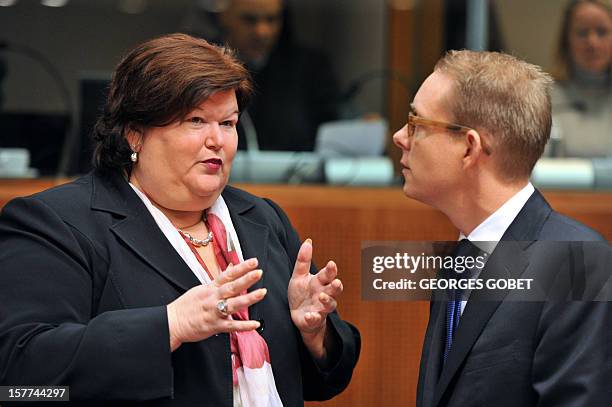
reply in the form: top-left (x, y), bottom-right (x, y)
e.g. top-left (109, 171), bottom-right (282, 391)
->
top-left (0, 172), bottom-right (360, 406)
top-left (417, 190), bottom-right (611, 407)
top-left (204, 0), bottom-right (341, 152)
top-left (238, 45), bottom-right (340, 152)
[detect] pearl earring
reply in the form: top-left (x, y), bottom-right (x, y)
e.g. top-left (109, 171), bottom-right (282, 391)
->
top-left (130, 152), bottom-right (138, 163)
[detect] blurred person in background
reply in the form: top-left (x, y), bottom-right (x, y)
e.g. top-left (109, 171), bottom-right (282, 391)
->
top-left (550, 0), bottom-right (612, 157)
top-left (215, 0), bottom-right (340, 151)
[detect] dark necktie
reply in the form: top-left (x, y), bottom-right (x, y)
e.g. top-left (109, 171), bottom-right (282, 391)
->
top-left (443, 238), bottom-right (481, 364)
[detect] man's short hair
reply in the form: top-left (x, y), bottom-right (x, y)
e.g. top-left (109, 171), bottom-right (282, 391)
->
top-left (434, 50), bottom-right (553, 180)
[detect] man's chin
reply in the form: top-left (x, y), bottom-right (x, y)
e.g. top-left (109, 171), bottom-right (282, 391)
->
top-left (401, 182), bottom-right (416, 198)
top-left (402, 182), bottom-right (427, 203)
top-left (244, 50), bottom-right (271, 67)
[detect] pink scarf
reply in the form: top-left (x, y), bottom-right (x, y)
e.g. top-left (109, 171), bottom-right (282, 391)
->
top-left (181, 211), bottom-right (283, 406)
top-left (206, 212), bottom-right (269, 385)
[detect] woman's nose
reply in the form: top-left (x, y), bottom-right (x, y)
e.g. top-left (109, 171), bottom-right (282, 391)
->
top-left (205, 123), bottom-right (224, 150)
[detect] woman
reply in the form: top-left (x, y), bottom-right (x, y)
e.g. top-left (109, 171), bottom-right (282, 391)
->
top-left (550, 0), bottom-right (612, 157)
top-left (0, 34), bottom-right (360, 406)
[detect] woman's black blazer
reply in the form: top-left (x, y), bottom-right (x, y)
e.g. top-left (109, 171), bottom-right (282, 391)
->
top-left (0, 171), bottom-right (360, 406)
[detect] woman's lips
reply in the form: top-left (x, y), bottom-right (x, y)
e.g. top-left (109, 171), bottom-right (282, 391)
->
top-left (201, 158), bottom-right (222, 171)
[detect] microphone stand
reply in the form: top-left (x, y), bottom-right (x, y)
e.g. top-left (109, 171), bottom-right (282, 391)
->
top-left (0, 41), bottom-right (75, 178)
top-left (339, 69), bottom-right (416, 119)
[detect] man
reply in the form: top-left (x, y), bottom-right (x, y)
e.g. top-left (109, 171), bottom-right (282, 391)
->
top-left (393, 50), bottom-right (610, 406)
top-left (216, 0), bottom-right (340, 151)
top-left (218, 0), bottom-right (283, 67)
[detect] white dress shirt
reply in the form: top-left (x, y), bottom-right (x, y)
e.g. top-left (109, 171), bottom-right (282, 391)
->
top-left (458, 182), bottom-right (535, 314)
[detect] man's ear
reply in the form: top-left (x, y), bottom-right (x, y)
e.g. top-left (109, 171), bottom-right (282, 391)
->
top-left (125, 127), bottom-right (143, 152)
top-left (462, 129), bottom-right (486, 168)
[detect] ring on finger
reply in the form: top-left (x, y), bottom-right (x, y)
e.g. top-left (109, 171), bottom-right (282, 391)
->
top-left (216, 299), bottom-right (230, 317)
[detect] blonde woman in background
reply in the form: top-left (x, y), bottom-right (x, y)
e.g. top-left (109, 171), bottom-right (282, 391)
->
top-left (550, 0), bottom-right (612, 157)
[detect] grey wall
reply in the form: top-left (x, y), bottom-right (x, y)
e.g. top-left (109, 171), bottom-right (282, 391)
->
top-left (0, 1), bottom-right (191, 113)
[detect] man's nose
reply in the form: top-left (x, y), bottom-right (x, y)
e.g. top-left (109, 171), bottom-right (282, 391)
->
top-left (393, 125), bottom-right (411, 150)
top-left (254, 20), bottom-right (275, 39)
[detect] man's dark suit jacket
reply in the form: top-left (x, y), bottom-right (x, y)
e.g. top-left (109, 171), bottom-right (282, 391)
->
top-left (417, 190), bottom-right (611, 407)
top-left (0, 172), bottom-right (360, 406)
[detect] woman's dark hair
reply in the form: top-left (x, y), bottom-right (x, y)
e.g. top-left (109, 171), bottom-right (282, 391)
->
top-left (92, 33), bottom-right (253, 174)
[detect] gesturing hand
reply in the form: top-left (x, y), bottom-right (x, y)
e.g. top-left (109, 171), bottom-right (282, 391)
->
top-left (166, 258), bottom-right (266, 351)
top-left (288, 239), bottom-right (343, 359)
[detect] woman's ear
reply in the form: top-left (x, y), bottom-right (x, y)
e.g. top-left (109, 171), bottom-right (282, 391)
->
top-left (125, 126), bottom-right (143, 152)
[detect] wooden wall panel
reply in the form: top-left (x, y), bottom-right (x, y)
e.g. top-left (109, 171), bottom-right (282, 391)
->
top-left (387, 0), bottom-right (445, 174)
top-left (387, 2), bottom-right (416, 173)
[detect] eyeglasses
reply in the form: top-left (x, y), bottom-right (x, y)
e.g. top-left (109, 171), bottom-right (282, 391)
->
top-left (407, 113), bottom-right (492, 155)
top-left (407, 113), bottom-right (472, 138)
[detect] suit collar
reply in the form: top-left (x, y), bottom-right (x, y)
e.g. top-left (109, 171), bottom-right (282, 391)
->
top-left (222, 186), bottom-right (268, 322)
top-left (90, 173), bottom-right (271, 297)
top-left (90, 171), bottom-right (132, 217)
top-left (462, 182), bottom-right (535, 243)
top-left (418, 296), bottom-right (447, 407)
top-left (222, 187), bottom-right (268, 286)
top-left (221, 185), bottom-right (256, 215)
top-left (90, 172), bottom-right (201, 291)
top-left (90, 173), bottom-right (271, 324)
top-left (431, 189), bottom-right (551, 406)
top-left (501, 189), bottom-right (552, 243)
top-left (433, 240), bottom-right (529, 406)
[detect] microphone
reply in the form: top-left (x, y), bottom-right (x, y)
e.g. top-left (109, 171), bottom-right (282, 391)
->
top-left (0, 40), bottom-right (75, 177)
top-left (340, 70), bottom-right (415, 102)
top-left (570, 100), bottom-right (587, 113)
top-left (553, 99), bottom-right (588, 114)
top-left (339, 69), bottom-right (416, 118)
top-left (240, 110), bottom-right (259, 152)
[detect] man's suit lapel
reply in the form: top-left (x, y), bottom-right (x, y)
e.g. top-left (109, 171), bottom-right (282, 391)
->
top-left (432, 240), bottom-right (529, 406)
top-left (418, 295), bottom-right (447, 407)
top-left (222, 186), bottom-right (269, 323)
top-left (431, 190), bottom-right (552, 407)
top-left (91, 172), bottom-right (201, 292)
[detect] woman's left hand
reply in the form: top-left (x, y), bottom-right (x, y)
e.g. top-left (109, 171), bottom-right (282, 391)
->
top-left (288, 239), bottom-right (343, 361)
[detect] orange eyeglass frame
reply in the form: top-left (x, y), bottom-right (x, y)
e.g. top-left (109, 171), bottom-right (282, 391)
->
top-left (407, 113), bottom-right (492, 155)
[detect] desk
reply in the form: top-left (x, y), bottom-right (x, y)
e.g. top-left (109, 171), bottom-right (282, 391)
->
top-left (1, 179), bottom-right (612, 406)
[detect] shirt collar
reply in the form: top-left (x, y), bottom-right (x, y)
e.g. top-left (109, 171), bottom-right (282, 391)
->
top-left (459, 182), bottom-right (535, 250)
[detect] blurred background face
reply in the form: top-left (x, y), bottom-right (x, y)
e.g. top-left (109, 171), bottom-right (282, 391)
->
top-left (219, 0), bottom-right (284, 64)
top-left (568, 2), bottom-right (612, 73)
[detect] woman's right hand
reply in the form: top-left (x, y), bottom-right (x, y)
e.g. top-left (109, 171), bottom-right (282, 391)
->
top-left (166, 258), bottom-right (266, 351)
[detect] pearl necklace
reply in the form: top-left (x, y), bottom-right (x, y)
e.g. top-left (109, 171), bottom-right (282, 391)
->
top-left (181, 230), bottom-right (213, 247)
